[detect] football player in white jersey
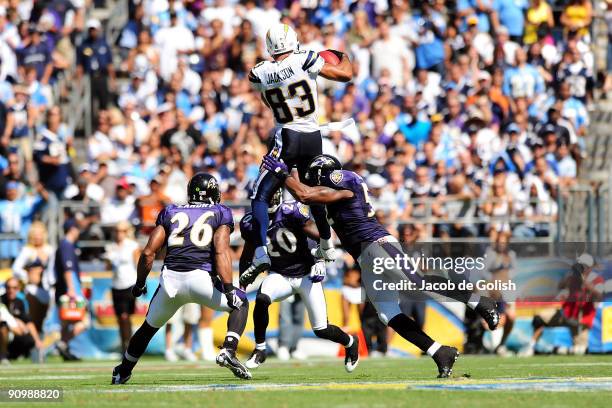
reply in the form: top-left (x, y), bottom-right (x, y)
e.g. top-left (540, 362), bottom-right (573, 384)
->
top-left (242, 23), bottom-right (353, 287)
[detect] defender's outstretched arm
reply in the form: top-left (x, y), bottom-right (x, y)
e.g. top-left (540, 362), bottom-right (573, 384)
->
top-left (284, 175), bottom-right (354, 204)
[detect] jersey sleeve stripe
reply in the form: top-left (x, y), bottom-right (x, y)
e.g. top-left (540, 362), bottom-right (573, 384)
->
top-left (248, 70), bottom-right (261, 83)
top-left (302, 51), bottom-right (317, 71)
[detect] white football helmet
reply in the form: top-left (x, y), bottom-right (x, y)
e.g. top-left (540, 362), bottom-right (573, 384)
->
top-left (265, 23), bottom-right (298, 56)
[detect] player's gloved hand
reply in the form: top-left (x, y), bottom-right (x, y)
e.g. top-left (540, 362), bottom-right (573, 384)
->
top-left (309, 259), bottom-right (326, 283)
top-left (315, 238), bottom-right (337, 261)
top-left (262, 155), bottom-right (289, 180)
top-left (223, 283), bottom-right (246, 310)
top-left (131, 282), bottom-right (147, 298)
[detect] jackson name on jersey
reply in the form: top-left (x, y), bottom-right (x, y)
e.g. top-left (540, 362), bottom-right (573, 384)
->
top-left (248, 49), bottom-right (325, 132)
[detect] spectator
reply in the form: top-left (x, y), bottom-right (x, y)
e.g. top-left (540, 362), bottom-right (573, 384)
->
top-left (76, 19), bottom-right (115, 118)
top-left (33, 107), bottom-right (72, 198)
top-left (503, 47), bottom-right (545, 102)
top-left (482, 176), bottom-right (512, 242)
top-left (524, 0), bottom-right (554, 45)
top-left (371, 20), bottom-right (413, 88)
top-left (560, 0), bottom-right (592, 40)
top-left (0, 152), bottom-right (31, 198)
top-left (135, 177), bottom-right (169, 233)
top-left (104, 221), bottom-right (140, 352)
top-left (513, 176), bottom-right (557, 237)
top-left (556, 81), bottom-right (589, 137)
top-left (3, 84), bottom-right (34, 168)
top-left (438, 174), bottom-right (478, 238)
top-left (0, 181), bottom-right (48, 262)
top-left (154, 11), bottom-right (195, 83)
top-left (492, 0), bottom-right (527, 44)
top-left (17, 24), bottom-right (53, 85)
top-left (0, 277), bottom-right (42, 363)
top-left (413, 3), bottom-right (446, 76)
top-left (11, 221), bottom-right (54, 332)
top-left (101, 179), bottom-right (136, 226)
top-left (53, 219), bottom-right (86, 361)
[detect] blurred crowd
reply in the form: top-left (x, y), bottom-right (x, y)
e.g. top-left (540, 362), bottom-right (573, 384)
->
top-left (0, 0), bottom-right (602, 362)
top-left (0, 0), bottom-right (596, 263)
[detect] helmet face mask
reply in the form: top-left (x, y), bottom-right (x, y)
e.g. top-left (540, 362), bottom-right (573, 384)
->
top-left (187, 173), bottom-right (221, 205)
top-left (305, 155), bottom-right (342, 186)
top-left (265, 23), bottom-right (298, 56)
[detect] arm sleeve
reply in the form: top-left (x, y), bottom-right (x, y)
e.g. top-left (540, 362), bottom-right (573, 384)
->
top-left (155, 206), bottom-right (168, 228)
top-left (292, 203), bottom-right (312, 227)
top-left (302, 50), bottom-right (325, 78)
top-left (248, 68), bottom-right (263, 91)
top-left (324, 170), bottom-right (356, 191)
top-left (217, 205), bottom-right (235, 234)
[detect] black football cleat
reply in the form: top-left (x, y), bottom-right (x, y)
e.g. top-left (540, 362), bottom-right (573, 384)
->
top-left (344, 335), bottom-right (360, 373)
top-left (239, 254), bottom-right (271, 287)
top-left (111, 365), bottom-right (131, 385)
top-left (245, 349), bottom-right (267, 369)
top-left (433, 346), bottom-right (459, 378)
top-left (475, 296), bottom-right (500, 330)
top-left (216, 348), bottom-right (252, 380)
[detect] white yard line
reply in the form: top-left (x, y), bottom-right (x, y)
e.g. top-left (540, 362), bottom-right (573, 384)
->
top-left (64, 377), bottom-right (612, 394)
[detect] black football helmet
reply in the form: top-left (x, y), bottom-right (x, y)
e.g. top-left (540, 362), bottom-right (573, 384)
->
top-left (187, 172), bottom-right (221, 204)
top-left (304, 154), bottom-right (342, 186)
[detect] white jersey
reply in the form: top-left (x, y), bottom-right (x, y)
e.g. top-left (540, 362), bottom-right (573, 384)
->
top-left (249, 49), bottom-right (325, 132)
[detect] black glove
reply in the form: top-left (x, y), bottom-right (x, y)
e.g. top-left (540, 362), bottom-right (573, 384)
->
top-left (223, 283), bottom-right (246, 310)
top-left (131, 282), bottom-right (147, 298)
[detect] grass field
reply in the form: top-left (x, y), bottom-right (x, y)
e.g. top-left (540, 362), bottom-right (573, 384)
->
top-left (2, 355), bottom-right (612, 407)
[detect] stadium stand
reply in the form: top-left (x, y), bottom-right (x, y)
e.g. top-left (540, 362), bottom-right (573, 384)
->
top-left (0, 0), bottom-right (610, 361)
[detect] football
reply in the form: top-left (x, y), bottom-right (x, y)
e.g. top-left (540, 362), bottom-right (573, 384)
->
top-left (319, 49), bottom-right (341, 65)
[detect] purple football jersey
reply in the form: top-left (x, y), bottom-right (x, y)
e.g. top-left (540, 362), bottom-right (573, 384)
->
top-left (321, 170), bottom-right (389, 259)
top-left (156, 203), bottom-right (234, 272)
top-left (241, 201), bottom-right (314, 277)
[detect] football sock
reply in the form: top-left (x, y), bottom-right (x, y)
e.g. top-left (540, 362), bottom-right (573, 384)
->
top-left (256, 342), bottom-right (267, 351)
top-left (251, 200), bottom-right (270, 248)
top-left (224, 300), bottom-right (249, 351)
top-left (388, 314), bottom-right (434, 352)
top-left (121, 321), bottom-right (159, 375)
top-left (313, 325), bottom-right (352, 347)
top-left (253, 294), bottom-right (271, 344)
top-left (222, 332), bottom-right (240, 352)
top-left (310, 204), bottom-right (331, 240)
top-left (426, 342), bottom-right (442, 357)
